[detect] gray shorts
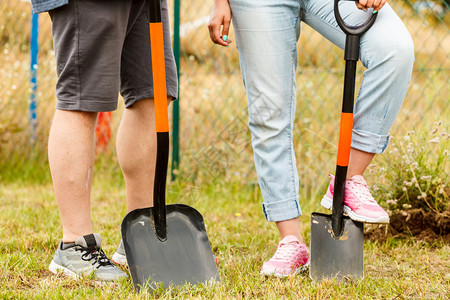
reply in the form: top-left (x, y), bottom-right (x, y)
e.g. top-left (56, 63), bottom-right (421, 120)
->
top-left (49, 0), bottom-right (178, 112)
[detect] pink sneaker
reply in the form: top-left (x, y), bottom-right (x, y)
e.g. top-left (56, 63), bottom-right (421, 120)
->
top-left (260, 235), bottom-right (310, 277)
top-left (321, 174), bottom-right (390, 224)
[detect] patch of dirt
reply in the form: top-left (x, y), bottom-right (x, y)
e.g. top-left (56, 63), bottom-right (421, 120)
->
top-left (365, 208), bottom-right (450, 244)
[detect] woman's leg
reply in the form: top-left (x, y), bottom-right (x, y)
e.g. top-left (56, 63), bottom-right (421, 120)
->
top-left (301, 0), bottom-right (414, 162)
top-left (230, 0), bottom-right (302, 225)
top-left (301, 0), bottom-right (414, 223)
top-left (230, 0), bottom-right (309, 276)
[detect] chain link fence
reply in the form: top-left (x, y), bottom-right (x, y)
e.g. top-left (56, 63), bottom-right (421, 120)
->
top-left (1, 0), bottom-right (448, 191)
top-left (1, 0), bottom-right (55, 181)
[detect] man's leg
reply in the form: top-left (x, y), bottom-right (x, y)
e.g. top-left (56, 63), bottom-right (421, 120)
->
top-left (46, 0), bottom-right (139, 281)
top-left (48, 112), bottom-right (128, 281)
top-left (116, 98), bottom-right (172, 212)
top-left (48, 109), bottom-right (97, 243)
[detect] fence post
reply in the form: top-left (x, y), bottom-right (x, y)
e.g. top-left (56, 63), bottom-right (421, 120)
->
top-left (171, 0), bottom-right (180, 180)
top-left (30, 12), bottom-right (39, 142)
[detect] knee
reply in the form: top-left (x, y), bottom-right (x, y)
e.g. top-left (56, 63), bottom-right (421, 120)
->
top-left (392, 33), bottom-right (415, 73)
top-left (363, 30), bottom-right (414, 77)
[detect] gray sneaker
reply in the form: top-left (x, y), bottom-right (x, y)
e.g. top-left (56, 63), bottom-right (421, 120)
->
top-left (49, 233), bottom-right (128, 281)
top-left (111, 239), bottom-right (127, 266)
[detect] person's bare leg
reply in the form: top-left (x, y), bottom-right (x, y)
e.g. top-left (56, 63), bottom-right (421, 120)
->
top-left (347, 148), bottom-right (375, 179)
top-left (48, 110), bottom-right (98, 242)
top-left (276, 218), bottom-right (304, 243)
top-left (116, 98), bottom-right (171, 212)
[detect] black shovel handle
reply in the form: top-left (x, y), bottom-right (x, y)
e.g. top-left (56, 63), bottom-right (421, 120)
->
top-left (331, 0), bottom-right (377, 237)
top-left (149, 0), bottom-right (169, 241)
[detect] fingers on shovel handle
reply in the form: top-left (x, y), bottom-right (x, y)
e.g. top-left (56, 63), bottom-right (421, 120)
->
top-left (334, 0), bottom-right (378, 36)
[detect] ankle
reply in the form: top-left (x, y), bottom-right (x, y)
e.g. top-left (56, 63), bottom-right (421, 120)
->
top-left (276, 218), bottom-right (303, 243)
top-left (280, 234), bottom-right (303, 244)
top-left (346, 172), bottom-right (363, 180)
top-left (62, 232), bottom-right (92, 244)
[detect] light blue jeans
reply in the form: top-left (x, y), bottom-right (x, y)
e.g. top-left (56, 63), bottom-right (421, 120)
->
top-left (229, 0), bottom-right (414, 222)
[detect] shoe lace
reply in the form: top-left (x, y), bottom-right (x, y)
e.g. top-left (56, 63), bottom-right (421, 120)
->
top-left (76, 246), bottom-right (114, 268)
top-left (272, 242), bottom-right (300, 262)
top-left (347, 178), bottom-right (377, 205)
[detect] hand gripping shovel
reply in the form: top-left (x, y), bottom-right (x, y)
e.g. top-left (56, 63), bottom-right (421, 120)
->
top-left (309, 0), bottom-right (377, 281)
top-left (121, 0), bottom-right (219, 292)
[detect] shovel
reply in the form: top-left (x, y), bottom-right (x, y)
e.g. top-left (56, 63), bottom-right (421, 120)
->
top-left (309, 0), bottom-right (377, 281)
top-left (121, 0), bottom-right (219, 292)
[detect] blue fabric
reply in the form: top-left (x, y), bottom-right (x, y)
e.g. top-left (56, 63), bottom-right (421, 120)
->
top-left (230, 0), bottom-right (414, 222)
top-left (31, 0), bottom-right (69, 14)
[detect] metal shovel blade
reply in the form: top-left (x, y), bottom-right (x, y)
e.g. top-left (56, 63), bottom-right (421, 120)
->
top-left (121, 204), bottom-right (220, 292)
top-left (309, 212), bottom-right (364, 281)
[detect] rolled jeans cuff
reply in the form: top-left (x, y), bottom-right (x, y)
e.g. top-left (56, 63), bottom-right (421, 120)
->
top-left (262, 198), bottom-right (302, 222)
top-left (351, 129), bottom-right (390, 154)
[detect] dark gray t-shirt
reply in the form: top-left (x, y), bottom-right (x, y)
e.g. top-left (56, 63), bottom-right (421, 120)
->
top-left (31, 0), bottom-right (68, 14)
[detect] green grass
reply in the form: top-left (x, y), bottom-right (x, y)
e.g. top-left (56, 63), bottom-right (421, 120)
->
top-left (1, 176), bottom-right (449, 299)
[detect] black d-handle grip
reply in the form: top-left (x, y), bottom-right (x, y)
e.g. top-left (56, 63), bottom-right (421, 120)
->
top-left (334, 0), bottom-right (378, 36)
